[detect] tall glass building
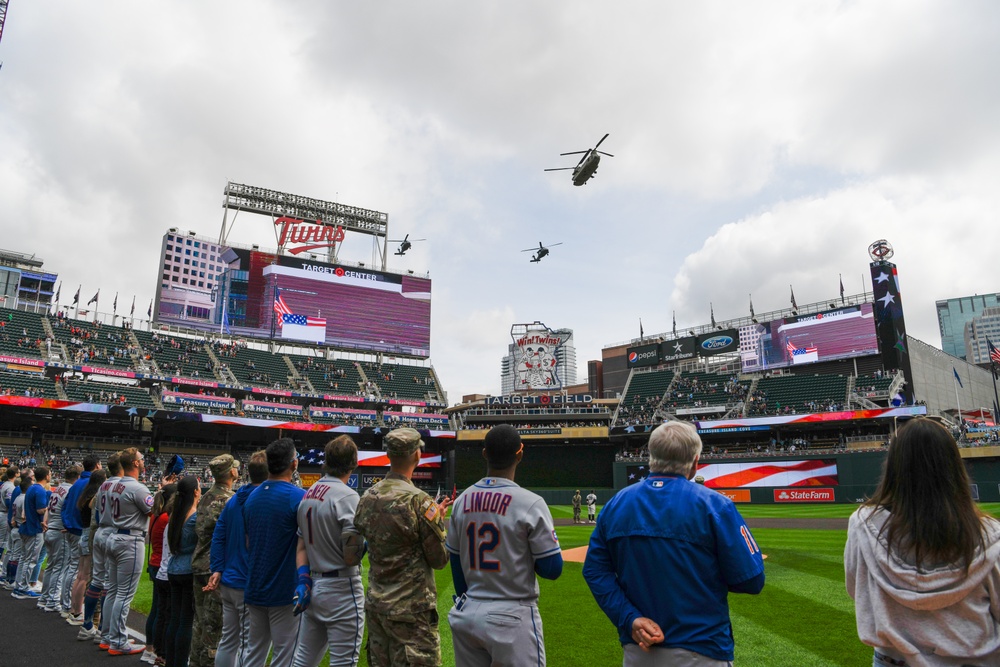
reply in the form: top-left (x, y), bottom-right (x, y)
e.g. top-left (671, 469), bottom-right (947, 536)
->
top-left (936, 293), bottom-right (1000, 359)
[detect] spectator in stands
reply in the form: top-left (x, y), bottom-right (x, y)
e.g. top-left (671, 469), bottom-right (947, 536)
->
top-left (845, 419), bottom-right (1000, 665)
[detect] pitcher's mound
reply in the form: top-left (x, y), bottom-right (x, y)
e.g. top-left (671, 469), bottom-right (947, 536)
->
top-left (562, 546), bottom-right (588, 563)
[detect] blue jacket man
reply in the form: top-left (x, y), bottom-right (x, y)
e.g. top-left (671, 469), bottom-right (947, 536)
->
top-left (584, 421), bottom-right (765, 664)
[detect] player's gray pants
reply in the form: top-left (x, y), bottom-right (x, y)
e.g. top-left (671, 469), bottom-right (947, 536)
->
top-left (39, 530), bottom-right (68, 607)
top-left (216, 585), bottom-right (250, 667)
top-left (1, 526), bottom-right (16, 575)
top-left (623, 645), bottom-right (733, 667)
top-left (105, 533), bottom-right (144, 650)
top-left (246, 603), bottom-right (299, 667)
top-left (5, 530), bottom-right (22, 576)
top-left (15, 532), bottom-right (43, 591)
top-left (60, 533), bottom-right (81, 611)
top-left (292, 576), bottom-right (364, 667)
top-left (449, 597), bottom-right (546, 667)
top-left (0, 516), bottom-right (8, 560)
top-left (92, 526), bottom-right (114, 638)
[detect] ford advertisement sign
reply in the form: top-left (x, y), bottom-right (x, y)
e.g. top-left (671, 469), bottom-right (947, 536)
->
top-left (626, 343), bottom-right (660, 368)
top-left (697, 329), bottom-right (740, 356)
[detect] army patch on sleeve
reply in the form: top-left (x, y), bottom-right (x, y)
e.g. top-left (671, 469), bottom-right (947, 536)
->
top-left (423, 501), bottom-right (439, 522)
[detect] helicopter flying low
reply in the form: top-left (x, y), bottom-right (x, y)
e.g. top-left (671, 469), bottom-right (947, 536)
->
top-left (388, 233), bottom-right (426, 256)
top-left (522, 241), bottom-right (563, 263)
top-left (544, 133), bottom-right (613, 186)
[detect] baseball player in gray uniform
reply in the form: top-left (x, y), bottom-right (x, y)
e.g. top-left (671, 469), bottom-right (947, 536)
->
top-left (0, 466), bottom-right (17, 579)
top-left (38, 465), bottom-right (79, 611)
top-left (292, 435), bottom-right (366, 667)
top-left (105, 447), bottom-right (153, 655)
top-left (446, 424), bottom-right (563, 667)
top-left (92, 452), bottom-right (122, 647)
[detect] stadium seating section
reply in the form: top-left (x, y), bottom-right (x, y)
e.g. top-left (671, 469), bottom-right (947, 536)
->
top-left (0, 369), bottom-right (59, 399)
top-left (289, 355), bottom-right (366, 395)
top-left (0, 307), bottom-right (49, 359)
top-left (748, 373), bottom-right (848, 416)
top-left (213, 343), bottom-right (294, 389)
top-left (132, 329), bottom-right (216, 379)
top-left (854, 374), bottom-right (893, 395)
top-left (363, 361), bottom-right (440, 401)
top-left (62, 379), bottom-right (157, 409)
top-left (662, 371), bottom-right (750, 412)
top-left (617, 369), bottom-right (675, 425)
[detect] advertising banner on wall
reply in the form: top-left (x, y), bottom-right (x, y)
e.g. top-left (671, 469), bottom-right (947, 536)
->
top-left (660, 336), bottom-right (697, 362)
top-left (626, 343), bottom-right (660, 368)
top-left (773, 487), bottom-right (835, 502)
top-left (697, 329), bottom-right (740, 357)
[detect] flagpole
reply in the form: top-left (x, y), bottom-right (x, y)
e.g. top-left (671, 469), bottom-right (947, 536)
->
top-left (954, 374), bottom-right (962, 426)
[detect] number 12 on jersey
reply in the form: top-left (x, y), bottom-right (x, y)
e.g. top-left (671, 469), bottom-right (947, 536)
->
top-left (465, 521), bottom-right (501, 571)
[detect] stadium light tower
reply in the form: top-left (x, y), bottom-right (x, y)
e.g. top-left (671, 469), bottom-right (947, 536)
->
top-left (0, 0), bottom-right (10, 51)
top-left (219, 182), bottom-right (390, 270)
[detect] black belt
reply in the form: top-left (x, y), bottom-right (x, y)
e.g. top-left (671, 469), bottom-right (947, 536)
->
top-left (311, 568), bottom-right (358, 578)
top-left (116, 529), bottom-right (146, 537)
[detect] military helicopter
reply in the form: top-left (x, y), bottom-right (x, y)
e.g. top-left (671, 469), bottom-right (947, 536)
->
top-left (389, 234), bottom-right (426, 256)
top-left (522, 241), bottom-right (563, 263)
top-left (544, 133), bottom-right (614, 186)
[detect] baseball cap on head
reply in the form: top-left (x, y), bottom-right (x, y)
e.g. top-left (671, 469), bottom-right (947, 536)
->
top-left (384, 428), bottom-right (424, 457)
top-left (209, 454), bottom-right (240, 478)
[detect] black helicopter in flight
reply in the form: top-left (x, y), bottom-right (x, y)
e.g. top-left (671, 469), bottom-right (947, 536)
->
top-left (389, 234), bottom-right (426, 256)
top-left (522, 241), bottom-right (563, 263)
top-left (544, 133), bottom-right (614, 186)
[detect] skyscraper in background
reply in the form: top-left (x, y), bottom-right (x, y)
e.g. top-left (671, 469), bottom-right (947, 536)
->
top-left (936, 293), bottom-right (1000, 359)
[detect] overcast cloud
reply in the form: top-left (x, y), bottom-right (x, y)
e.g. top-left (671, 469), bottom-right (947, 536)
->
top-left (1, 1), bottom-right (997, 402)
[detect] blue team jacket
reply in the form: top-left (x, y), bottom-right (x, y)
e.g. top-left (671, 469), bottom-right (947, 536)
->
top-left (62, 472), bottom-right (91, 536)
top-left (210, 483), bottom-right (257, 590)
top-left (582, 473), bottom-right (765, 661)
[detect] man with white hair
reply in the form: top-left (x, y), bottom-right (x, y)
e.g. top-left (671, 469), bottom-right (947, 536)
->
top-left (583, 421), bottom-right (764, 666)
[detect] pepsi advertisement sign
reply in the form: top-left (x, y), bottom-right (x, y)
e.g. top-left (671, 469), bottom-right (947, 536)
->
top-left (626, 343), bottom-right (660, 368)
top-left (697, 329), bottom-right (740, 356)
top-left (660, 336), bottom-right (697, 361)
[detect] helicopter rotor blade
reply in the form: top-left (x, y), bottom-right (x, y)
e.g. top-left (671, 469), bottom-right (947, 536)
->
top-left (520, 248), bottom-right (538, 252)
top-left (596, 151), bottom-right (614, 157)
top-left (559, 150), bottom-right (589, 156)
top-left (594, 133), bottom-right (610, 149)
top-left (547, 242), bottom-right (564, 248)
top-left (543, 167), bottom-right (574, 171)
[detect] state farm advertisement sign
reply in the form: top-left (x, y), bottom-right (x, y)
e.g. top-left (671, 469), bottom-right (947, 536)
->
top-left (773, 488), bottom-right (835, 503)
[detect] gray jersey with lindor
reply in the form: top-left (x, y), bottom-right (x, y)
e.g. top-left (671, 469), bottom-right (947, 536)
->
top-left (446, 477), bottom-right (560, 601)
top-left (97, 476), bottom-right (122, 528)
top-left (109, 476), bottom-right (153, 531)
top-left (46, 482), bottom-right (73, 531)
top-left (296, 475), bottom-right (361, 572)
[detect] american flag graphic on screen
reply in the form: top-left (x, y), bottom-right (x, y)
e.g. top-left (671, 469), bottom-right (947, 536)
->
top-left (697, 459), bottom-right (838, 488)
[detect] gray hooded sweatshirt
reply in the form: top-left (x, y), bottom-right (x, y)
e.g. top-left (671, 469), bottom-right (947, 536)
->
top-left (845, 506), bottom-right (1000, 666)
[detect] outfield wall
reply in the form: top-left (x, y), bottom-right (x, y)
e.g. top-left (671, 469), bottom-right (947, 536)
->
top-left (454, 443), bottom-right (616, 491)
top-left (612, 451), bottom-right (1000, 503)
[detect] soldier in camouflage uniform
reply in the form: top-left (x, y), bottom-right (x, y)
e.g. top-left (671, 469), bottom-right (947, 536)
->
top-left (355, 428), bottom-right (452, 667)
top-left (190, 454), bottom-right (240, 667)
top-left (572, 490), bottom-right (582, 524)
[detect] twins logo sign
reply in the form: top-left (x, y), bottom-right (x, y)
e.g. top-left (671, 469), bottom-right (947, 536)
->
top-left (510, 322), bottom-right (572, 390)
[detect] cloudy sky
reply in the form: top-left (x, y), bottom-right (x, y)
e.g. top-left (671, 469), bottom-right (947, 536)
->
top-left (1, 1), bottom-right (998, 402)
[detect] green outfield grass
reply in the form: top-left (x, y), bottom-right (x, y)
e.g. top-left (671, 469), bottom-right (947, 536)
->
top-left (126, 501), bottom-right (1000, 665)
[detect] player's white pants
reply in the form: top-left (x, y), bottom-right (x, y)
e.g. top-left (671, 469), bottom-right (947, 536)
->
top-left (448, 597), bottom-right (546, 667)
top-left (39, 530), bottom-right (68, 607)
top-left (292, 576), bottom-right (364, 667)
top-left (216, 584), bottom-right (250, 667)
top-left (60, 533), bottom-right (81, 611)
top-left (106, 533), bottom-right (144, 650)
top-left (246, 603), bottom-right (299, 667)
top-left (15, 532), bottom-right (43, 591)
top-left (623, 644), bottom-right (733, 667)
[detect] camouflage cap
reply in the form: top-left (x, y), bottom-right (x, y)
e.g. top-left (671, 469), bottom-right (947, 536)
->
top-left (209, 454), bottom-right (240, 478)
top-left (384, 427), bottom-right (424, 457)
top-left (694, 475), bottom-right (706, 485)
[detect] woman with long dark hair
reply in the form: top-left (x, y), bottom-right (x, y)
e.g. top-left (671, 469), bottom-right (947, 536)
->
top-left (165, 477), bottom-right (200, 667)
top-left (846, 419), bottom-right (1000, 665)
top-left (144, 483), bottom-right (176, 665)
